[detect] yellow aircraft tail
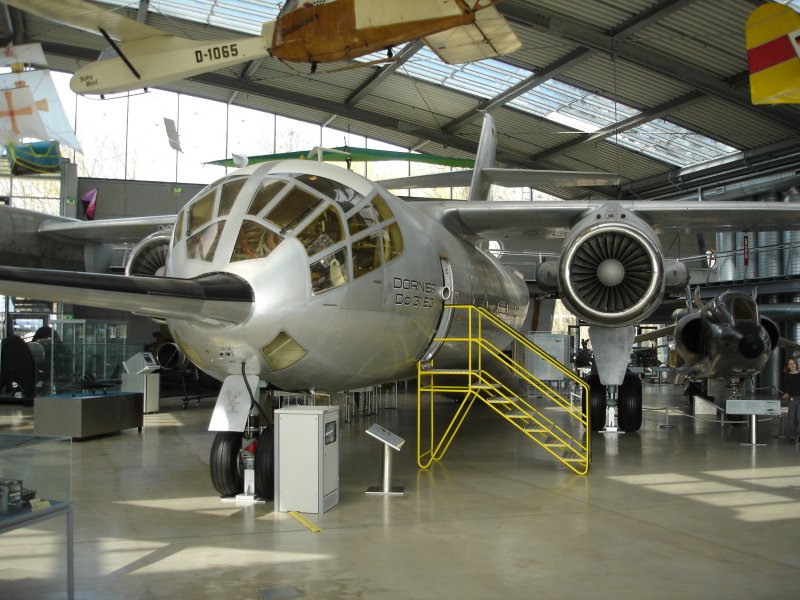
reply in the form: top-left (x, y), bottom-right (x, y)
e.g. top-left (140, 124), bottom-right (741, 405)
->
top-left (746, 3), bottom-right (800, 104)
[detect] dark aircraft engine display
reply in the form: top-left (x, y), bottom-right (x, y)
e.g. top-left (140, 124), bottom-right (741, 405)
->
top-left (673, 290), bottom-right (780, 379)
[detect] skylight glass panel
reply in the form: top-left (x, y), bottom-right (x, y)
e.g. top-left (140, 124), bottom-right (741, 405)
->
top-left (509, 79), bottom-right (638, 126)
top-left (100, 0), bottom-right (282, 35)
top-left (613, 119), bottom-right (738, 167)
top-left (399, 49), bottom-right (532, 99)
top-left (775, 1), bottom-right (800, 12)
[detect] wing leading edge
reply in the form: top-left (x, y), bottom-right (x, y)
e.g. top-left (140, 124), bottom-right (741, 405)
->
top-left (414, 200), bottom-right (800, 238)
top-left (0, 267), bottom-right (253, 326)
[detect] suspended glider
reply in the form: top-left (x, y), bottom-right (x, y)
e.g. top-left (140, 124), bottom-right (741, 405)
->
top-left (4, 0), bottom-right (522, 96)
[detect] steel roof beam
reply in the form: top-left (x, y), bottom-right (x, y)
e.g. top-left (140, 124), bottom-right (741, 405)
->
top-left (531, 90), bottom-right (705, 163)
top-left (346, 40), bottom-right (424, 106)
top-left (444, 48), bottom-right (591, 133)
top-left (497, 3), bottom-right (800, 133)
top-left (444, 0), bottom-right (700, 135)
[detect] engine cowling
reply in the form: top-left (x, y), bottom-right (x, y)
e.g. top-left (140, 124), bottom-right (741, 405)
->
top-left (559, 205), bottom-right (664, 327)
top-left (125, 230), bottom-right (172, 277)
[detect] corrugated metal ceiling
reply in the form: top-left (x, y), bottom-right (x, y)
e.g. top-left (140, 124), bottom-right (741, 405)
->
top-left (5, 0), bottom-right (800, 199)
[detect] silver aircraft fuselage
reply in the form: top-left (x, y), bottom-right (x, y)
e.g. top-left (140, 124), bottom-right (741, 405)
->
top-left (164, 159), bottom-right (528, 391)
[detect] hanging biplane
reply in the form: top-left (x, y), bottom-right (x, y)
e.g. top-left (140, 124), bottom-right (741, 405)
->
top-left (3, 0), bottom-right (521, 96)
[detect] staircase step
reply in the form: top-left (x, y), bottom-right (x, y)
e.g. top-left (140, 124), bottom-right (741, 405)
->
top-left (486, 397), bottom-right (513, 404)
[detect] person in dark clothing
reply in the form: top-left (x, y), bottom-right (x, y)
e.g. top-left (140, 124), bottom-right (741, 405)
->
top-left (781, 357), bottom-right (800, 441)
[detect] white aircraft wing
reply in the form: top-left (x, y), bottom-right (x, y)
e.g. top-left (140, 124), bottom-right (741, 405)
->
top-left (38, 214), bottom-right (176, 243)
top-left (418, 200), bottom-right (800, 238)
top-left (0, 266), bottom-right (253, 326)
top-left (423, 5), bottom-right (522, 63)
top-left (2, 0), bottom-right (169, 41)
top-left (381, 169), bottom-right (621, 190)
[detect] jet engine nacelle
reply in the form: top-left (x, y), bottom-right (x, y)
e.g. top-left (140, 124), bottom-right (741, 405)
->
top-left (125, 230), bottom-right (172, 277)
top-left (546, 204), bottom-right (685, 327)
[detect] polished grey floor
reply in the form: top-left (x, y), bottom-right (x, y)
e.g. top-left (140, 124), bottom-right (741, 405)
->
top-left (1, 382), bottom-right (799, 600)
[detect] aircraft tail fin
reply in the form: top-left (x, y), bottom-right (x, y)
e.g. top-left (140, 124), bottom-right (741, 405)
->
top-left (467, 112), bottom-right (497, 202)
top-left (746, 3), bottom-right (800, 104)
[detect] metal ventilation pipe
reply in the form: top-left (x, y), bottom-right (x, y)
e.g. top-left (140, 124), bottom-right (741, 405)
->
top-left (716, 233), bottom-right (736, 281)
top-left (784, 187), bottom-right (800, 353)
top-left (653, 168), bottom-right (800, 203)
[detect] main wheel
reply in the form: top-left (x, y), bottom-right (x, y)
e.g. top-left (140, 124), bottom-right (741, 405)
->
top-left (255, 426), bottom-right (275, 500)
top-left (584, 373), bottom-right (607, 432)
top-left (618, 372), bottom-right (643, 432)
top-left (209, 431), bottom-right (243, 497)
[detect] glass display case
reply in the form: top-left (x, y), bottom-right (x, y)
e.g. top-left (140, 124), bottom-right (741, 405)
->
top-left (45, 319), bottom-right (128, 395)
top-left (0, 433), bottom-right (73, 598)
top-left (0, 433), bottom-right (71, 516)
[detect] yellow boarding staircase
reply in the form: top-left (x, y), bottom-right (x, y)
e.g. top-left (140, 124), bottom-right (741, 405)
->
top-left (417, 305), bottom-right (591, 475)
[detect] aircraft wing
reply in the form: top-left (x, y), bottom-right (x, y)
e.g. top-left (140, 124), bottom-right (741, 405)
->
top-left (418, 199), bottom-right (800, 238)
top-left (0, 266), bottom-right (252, 326)
top-left (423, 5), bottom-right (521, 64)
top-left (381, 169), bottom-right (620, 190)
top-left (37, 214), bottom-right (176, 243)
top-left (2, 0), bottom-right (169, 41)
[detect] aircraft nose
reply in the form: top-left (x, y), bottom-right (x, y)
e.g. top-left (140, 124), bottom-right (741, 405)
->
top-left (738, 333), bottom-right (764, 359)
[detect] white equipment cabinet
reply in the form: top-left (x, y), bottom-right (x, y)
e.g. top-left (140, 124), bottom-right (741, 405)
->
top-left (525, 333), bottom-right (570, 381)
top-left (121, 352), bottom-right (160, 413)
top-left (275, 405), bottom-right (339, 513)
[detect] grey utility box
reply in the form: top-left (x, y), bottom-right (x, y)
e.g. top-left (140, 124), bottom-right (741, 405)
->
top-left (275, 405), bottom-right (339, 513)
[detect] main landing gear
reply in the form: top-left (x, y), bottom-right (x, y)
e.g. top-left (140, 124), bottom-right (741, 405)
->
top-left (584, 370), bottom-right (642, 433)
top-left (210, 415), bottom-right (275, 500)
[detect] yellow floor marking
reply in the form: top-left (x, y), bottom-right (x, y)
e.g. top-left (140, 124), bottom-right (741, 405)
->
top-left (288, 511), bottom-right (322, 533)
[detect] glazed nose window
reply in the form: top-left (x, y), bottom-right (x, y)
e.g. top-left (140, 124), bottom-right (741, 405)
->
top-left (297, 206), bottom-right (344, 256)
top-left (266, 185), bottom-right (323, 232)
top-left (231, 221), bottom-right (283, 262)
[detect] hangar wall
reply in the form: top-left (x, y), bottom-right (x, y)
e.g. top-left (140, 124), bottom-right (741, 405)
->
top-left (77, 178), bottom-right (206, 220)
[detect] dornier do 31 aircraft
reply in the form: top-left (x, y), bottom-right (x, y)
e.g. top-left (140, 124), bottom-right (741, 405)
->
top-left (3, 0), bottom-right (522, 96)
top-left (2, 114), bottom-right (800, 498)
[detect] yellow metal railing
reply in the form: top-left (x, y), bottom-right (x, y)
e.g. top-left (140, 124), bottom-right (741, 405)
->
top-left (417, 305), bottom-right (590, 475)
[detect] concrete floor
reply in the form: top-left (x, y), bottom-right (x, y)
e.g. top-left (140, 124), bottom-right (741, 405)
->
top-left (1, 382), bottom-right (799, 600)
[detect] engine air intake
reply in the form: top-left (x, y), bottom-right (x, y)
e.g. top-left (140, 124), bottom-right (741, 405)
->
top-left (560, 221), bottom-right (663, 327)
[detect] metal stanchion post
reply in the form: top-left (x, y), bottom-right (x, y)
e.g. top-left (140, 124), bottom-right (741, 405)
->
top-left (659, 406), bottom-right (674, 429)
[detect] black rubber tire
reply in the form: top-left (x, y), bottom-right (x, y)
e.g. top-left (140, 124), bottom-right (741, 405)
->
top-left (618, 372), bottom-right (643, 432)
top-left (254, 426), bottom-right (275, 500)
top-left (209, 431), bottom-right (243, 497)
top-left (585, 373), bottom-right (607, 432)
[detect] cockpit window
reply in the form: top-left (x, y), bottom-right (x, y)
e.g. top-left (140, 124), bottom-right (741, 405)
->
top-left (219, 178), bottom-right (246, 217)
top-left (188, 189), bottom-right (216, 235)
top-left (374, 195), bottom-right (394, 221)
top-left (186, 221), bottom-right (225, 262)
top-left (173, 210), bottom-right (185, 243)
top-left (383, 223), bottom-right (403, 263)
top-left (297, 206), bottom-right (344, 257)
top-left (729, 297), bottom-right (756, 321)
top-left (352, 232), bottom-right (382, 279)
top-left (347, 201), bottom-right (380, 236)
top-left (266, 185), bottom-right (323, 231)
top-left (248, 179), bottom-right (286, 216)
top-left (231, 221), bottom-right (283, 262)
top-left (294, 174), bottom-right (363, 213)
top-left (310, 248), bottom-right (348, 295)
